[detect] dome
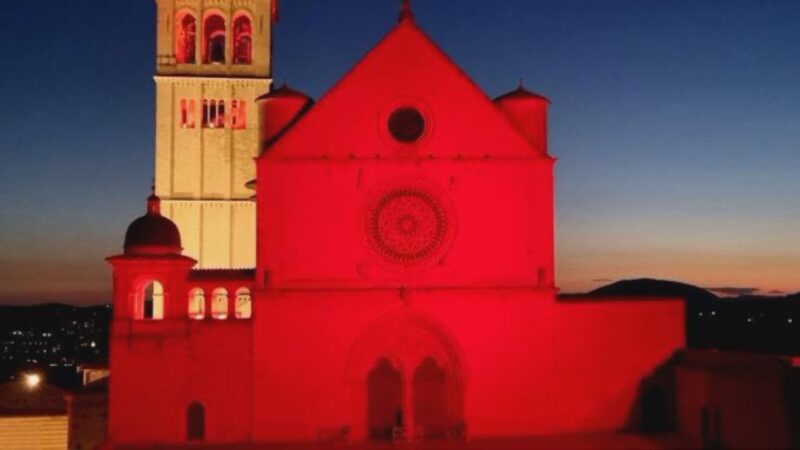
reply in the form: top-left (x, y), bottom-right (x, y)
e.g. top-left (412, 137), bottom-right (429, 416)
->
top-left (123, 194), bottom-right (182, 255)
top-left (494, 82), bottom-right (551, 154)
top-left (256, 83), bottom-right (315, 150)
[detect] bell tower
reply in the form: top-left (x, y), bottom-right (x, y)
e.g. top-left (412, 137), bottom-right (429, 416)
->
top-left (153, 0), bottom-right (276, 268)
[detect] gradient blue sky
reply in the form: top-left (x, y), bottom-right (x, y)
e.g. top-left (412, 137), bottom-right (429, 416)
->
top-left (1, 1), bottom-right (798, 304)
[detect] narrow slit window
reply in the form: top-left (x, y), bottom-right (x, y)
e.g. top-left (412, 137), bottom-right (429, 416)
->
top-left (217, 100), bottom-right (225, 128)
top-left (188, 100), bottom-right (196, 128)
top-left (180, 99), bottom-right (188, 128)
top-left (232, 100), bottom-right (247, 130)
top-left (208, 100), bottom-right (217, 128)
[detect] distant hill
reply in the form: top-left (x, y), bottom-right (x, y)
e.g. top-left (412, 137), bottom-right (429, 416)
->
top-left (585, 278), bottom-right (719, 303)
top-left (563, 278), bottom-right (797, 303)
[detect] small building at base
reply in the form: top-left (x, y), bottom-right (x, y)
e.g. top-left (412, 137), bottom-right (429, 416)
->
top-left (0, 378), bottom-right (68, 450)
top-left (676, 349), bottom-right (800, 449)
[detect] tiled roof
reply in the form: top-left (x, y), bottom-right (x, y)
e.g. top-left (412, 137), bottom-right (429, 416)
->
top-left (0, 380), bottom-right (67, 416)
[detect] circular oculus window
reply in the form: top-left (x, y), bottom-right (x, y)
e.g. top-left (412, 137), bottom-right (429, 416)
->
top-left (387, 107), bottom-right (426, 143)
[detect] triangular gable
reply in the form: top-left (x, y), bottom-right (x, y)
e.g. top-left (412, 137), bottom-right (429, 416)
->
top-left (264, 19), bottom-right (544, 160)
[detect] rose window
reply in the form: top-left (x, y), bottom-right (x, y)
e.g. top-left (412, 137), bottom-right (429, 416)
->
top-left (366, 188), bottom-right (449, 264)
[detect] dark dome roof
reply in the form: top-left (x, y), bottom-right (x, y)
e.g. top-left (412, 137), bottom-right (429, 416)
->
top-left (123, 194), bottom-right (182, 255)
top-left (494, 85), bottom-right (551, 104)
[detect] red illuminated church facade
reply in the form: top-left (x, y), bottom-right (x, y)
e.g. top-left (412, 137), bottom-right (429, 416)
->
top-left (106, 2), bottom-right (684, 446)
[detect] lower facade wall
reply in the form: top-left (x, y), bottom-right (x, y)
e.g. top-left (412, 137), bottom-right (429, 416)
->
top-left (251, 288), bottom-right (558, 442)
top-left (109, 320), bottom-right (253, 445)
top-left (107, 293), bottom-right (686, 445)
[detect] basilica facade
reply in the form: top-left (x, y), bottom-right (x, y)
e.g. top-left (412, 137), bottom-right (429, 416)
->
top-left (106, 1), bottom-right (684, 446)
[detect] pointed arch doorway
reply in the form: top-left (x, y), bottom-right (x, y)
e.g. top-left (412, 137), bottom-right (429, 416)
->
top-left (367, 358), bottom-right (403, 440)
top-left (348, 314), bottom-right (466, 443)
top-left (413, 357), bottom-right (448, 439)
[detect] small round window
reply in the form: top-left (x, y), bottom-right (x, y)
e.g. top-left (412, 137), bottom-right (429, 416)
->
top-left (388, 107), bottom-right (425, 143)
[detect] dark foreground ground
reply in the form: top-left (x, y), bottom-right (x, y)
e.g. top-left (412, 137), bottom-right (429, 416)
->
top-left (120, 433), bottom-right (699, 449)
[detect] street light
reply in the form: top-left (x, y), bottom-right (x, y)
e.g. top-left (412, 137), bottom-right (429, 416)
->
top-left (24, 373), bottom-right (42, 389)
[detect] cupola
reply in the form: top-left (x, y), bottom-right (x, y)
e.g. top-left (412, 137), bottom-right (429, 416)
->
top-left (256, 84), bottom-right (314, 152)
top-left (494, 83), bottom-right (551, 154)
top-left (123, 194), bottom-right (182, 255)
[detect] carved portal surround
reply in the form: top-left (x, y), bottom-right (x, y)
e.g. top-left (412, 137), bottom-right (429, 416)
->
top-left (345, 313), bottom-right (467, 442)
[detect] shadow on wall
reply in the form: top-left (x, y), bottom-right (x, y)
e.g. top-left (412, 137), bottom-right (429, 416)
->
top-left (624, 352), bottom-right (681, 434)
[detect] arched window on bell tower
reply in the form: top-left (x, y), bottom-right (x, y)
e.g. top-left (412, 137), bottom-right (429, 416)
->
top-left (175, 10), bottom-right (197, 64)
top-left (233, 13), bottom-right (252, 64)
top-left (203, 13), bottom-right (226, 64)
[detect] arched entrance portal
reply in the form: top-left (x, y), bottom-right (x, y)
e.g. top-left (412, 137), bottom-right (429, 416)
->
top-left (348, 314), bottom-right (466, 442)
top-left (367, 358), bottom-right (403, 441)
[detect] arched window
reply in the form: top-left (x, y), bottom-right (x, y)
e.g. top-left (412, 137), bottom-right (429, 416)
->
top-left (203, 13), bottom-right (226, 64)
top-left (201, 99), bottom-right (209, 127)
top-left (187, 402), bottom-right (205, 440)
top-left (211, 288), bottom-right (228, 320)
top-left (233, 14), bottom-right (252, 64)
top-left (180, 99), bottom-right (192, 128)
top-left (201, 99), bottom-right (229, 129)
top-left (188, 288), bottom-right (205, 320)
top-left (231, 100), bottom-right (246, 130)
top-left (216, 100), bottom-right (225, 128)
top-left (139, 281), bottom-right (164, 320)
top-left (235, 288), bottom-right (252, 319)
top-left (176, 11), bottom-right (197, 64)
top-left (190, 100), bottom-right (196, 128)
top-left (208, 100), bottom-right (217, 127)
top-left (180, 99), bottom-right (187, 126)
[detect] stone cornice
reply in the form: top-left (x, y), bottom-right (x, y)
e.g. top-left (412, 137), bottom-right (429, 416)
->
top-left (161, 198), bottom-right (255, 204)
top-left (154, 75), bottom-right (272, 87)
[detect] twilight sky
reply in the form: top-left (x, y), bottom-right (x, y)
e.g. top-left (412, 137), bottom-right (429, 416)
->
top-left (0, 1), bottom-right (798, 304)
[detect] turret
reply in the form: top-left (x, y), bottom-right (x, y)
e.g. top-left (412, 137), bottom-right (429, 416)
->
top-left (494, 84), bottom-right (550, 154)
top-left (107, 193), bottom-right (195, 321)
top-left (256, 84), bottom-right (314, 151)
